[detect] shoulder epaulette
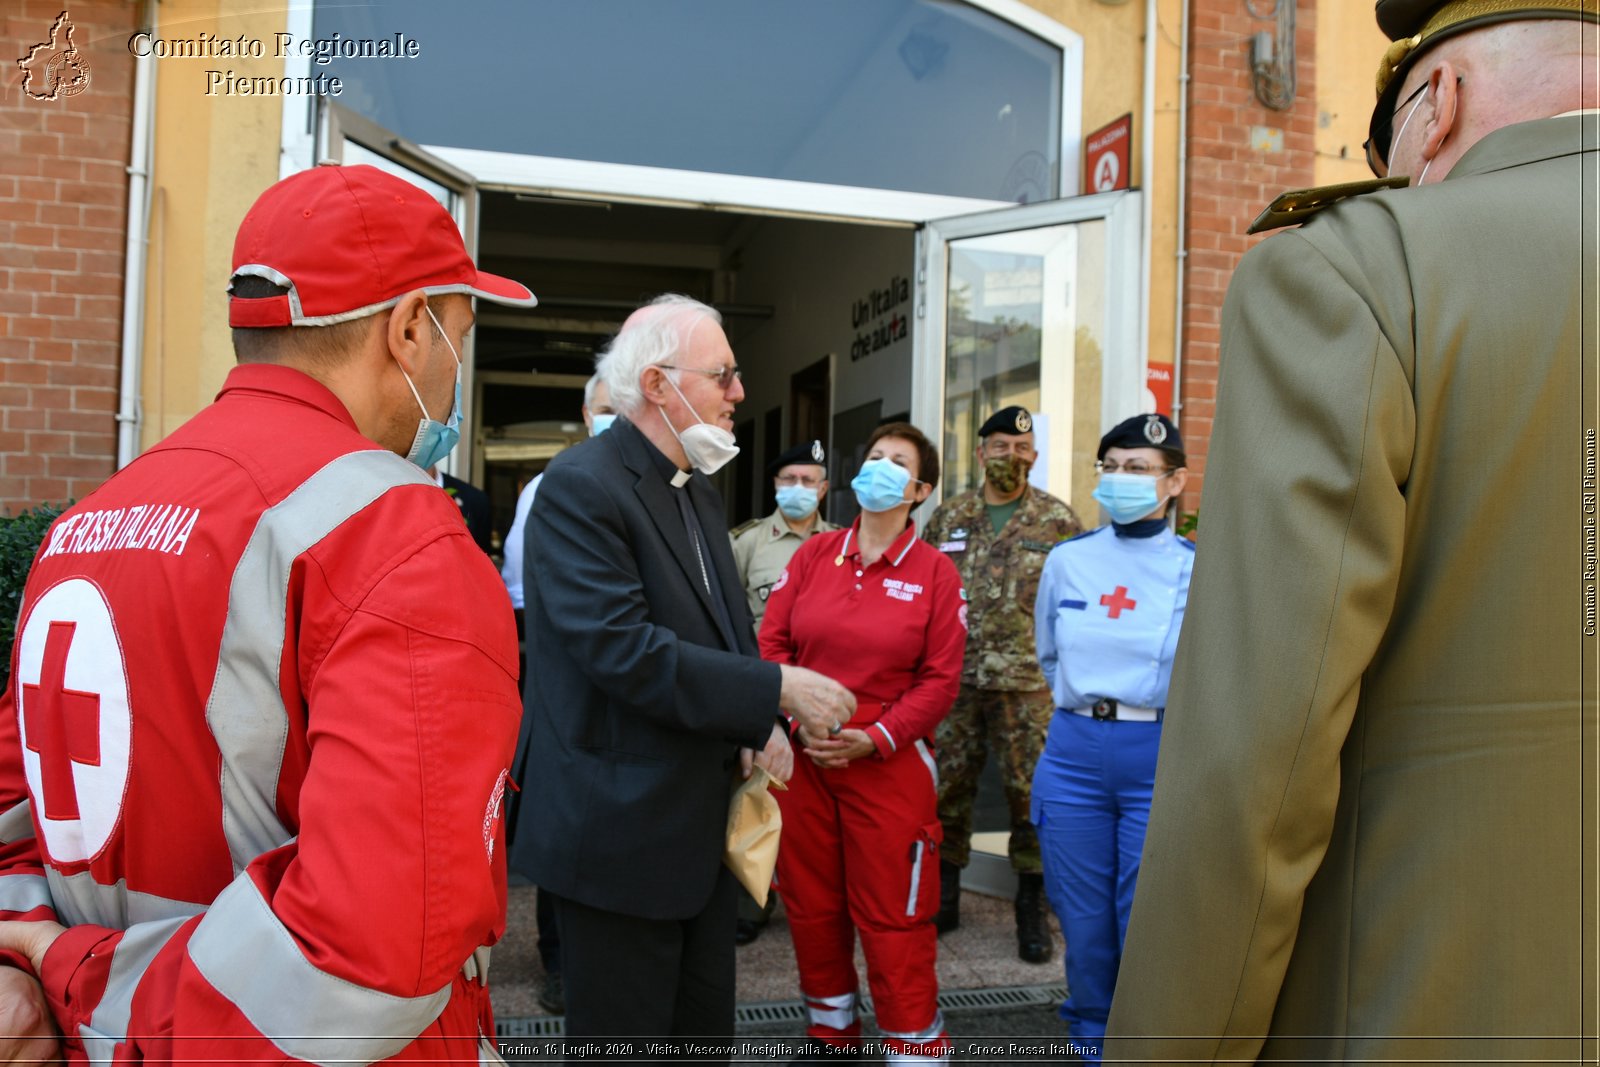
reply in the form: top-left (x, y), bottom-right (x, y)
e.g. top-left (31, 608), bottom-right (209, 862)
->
top-left (1247, 176), bottom-right (1409, 234)
top-left (730, 518), bottom-right (761, 538)
top-left (1060, 526), bottom-right (1107, 546)
top-left (1177, 536), bottom-right (1196, 551)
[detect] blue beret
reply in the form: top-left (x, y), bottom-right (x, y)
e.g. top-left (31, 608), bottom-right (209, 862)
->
top-left (768, 440), bottom-right (826, 478)
top-left (1097, 414), bottom-right (1183, 460)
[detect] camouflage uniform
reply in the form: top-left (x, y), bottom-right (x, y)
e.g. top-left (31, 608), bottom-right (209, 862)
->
top-left (730, 508), bottom-right (838, 634)
top-left (923, 485), bottom-right (1081, 873)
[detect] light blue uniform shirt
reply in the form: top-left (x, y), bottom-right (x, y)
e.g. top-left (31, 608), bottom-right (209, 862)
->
top-left (1033, 525), bottom-right (1195, 711)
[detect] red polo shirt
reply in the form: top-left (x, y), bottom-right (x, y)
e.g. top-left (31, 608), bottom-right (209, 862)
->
top-left (760, 518), bottom-right (966, 758)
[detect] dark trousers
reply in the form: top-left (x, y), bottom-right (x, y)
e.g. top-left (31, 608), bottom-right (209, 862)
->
top-left (552, 866), bottom-right (739, 1049)
top-left (536, 886), bottom-right (561, 973)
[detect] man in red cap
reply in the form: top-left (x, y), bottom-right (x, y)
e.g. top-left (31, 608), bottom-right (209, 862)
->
top-left (0, 164), bottom-right (535, 1062)
top-left (1107, 3), bottom-right (1597, 1062)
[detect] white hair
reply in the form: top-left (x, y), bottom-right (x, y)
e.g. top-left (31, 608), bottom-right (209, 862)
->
top-left (582, 372), bottom-right (603, 410)
top-left (597, 294), bottom-right (722, 417)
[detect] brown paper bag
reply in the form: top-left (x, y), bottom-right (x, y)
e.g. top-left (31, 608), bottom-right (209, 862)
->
top-left (724, 766), bottom-right (787, 907)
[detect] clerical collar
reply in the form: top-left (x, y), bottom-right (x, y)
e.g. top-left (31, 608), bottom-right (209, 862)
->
top-left (639, 425), bottom-right (694, 488)
top-left (1112, 517), bottom-right (1167, 539)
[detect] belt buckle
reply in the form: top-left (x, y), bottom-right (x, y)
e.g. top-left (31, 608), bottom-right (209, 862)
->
top-left (1092, 698), bottom-right (1116, 721)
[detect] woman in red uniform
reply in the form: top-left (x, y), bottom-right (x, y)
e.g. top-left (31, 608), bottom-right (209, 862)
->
top-left (760, 422), bottom-right (966, 1064)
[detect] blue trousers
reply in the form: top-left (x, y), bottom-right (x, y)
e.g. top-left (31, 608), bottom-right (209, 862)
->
top-left (1031, 710), bottom-right (1161, 1061)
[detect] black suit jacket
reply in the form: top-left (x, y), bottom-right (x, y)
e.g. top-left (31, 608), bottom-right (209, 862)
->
top-left (513, 417), bottom-right (779, 919)
top-left (441, 472), bottom-right (493, 555)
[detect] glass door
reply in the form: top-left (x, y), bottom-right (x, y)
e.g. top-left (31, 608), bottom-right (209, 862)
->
top-left (914, 191), bottom-right (1143, 522)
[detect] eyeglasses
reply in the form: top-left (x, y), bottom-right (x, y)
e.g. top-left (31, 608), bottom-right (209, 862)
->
top-left (1364, 77), bottom-right (1460, 178)
top-left (661, 364), bottom-right (742, 389)
top-left (775, 474), bottom-right (823, 488)
top-left (1096, 460), bottom-right (1171, 476)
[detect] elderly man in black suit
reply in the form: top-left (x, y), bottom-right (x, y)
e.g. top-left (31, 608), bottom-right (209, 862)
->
top-left (520, 294), bottom-right (856, 1046)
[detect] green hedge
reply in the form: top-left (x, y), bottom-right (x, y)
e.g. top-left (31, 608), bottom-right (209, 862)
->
top-left (1, 504), bottom-right (64, 690)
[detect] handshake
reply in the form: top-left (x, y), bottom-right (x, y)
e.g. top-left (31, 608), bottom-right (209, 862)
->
top-left (742, 664), bottom-right (859, 783)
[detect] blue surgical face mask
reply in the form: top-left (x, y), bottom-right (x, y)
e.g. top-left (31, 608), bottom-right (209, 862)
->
top-left (401, 306), bottom-right (463, 470)
top-left (852, 458), bottom-right (913, 513)
top-left (775, 484), bottom-right (819, 520)
top-left (589, 413), bottom-right (616, 437)
top-left (1093, 472), bottom-right (1165, 525)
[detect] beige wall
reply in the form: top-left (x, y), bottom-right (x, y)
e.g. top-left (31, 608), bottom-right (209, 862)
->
top-left (139, 0), bottom-right (284, 448)
top-left (1315, 5), bottom-right (1392, 186)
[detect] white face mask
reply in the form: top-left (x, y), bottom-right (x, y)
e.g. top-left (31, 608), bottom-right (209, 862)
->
top-left (658, 371), bottom-right (739, 476)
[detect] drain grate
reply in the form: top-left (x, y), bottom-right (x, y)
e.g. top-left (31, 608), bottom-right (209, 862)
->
top-left (497, 984), bottom-right (1065, 1038)
top-left (498, 1015), bottom-right (566, 1038)
top-left (733, 1001), bottom-right (809, 1026)
top-left (937, 984), bottom-right (1064, 1012)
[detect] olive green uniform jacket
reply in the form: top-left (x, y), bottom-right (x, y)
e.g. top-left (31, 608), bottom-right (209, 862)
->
top-left (1106, 113), bottom-right (1599, 1063)
top-left (729, 508), bottom-right (837, 633)
top-left (922, 485), bottom-right (1081, 691)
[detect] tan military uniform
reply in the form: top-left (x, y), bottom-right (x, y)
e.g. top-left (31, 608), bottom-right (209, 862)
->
top-left (1106, 114), bottom-right (1599, 1062)
top-left (730, 508), bottom-right (838, 634)
top-left (922, 485), bottom-right (1081, 871)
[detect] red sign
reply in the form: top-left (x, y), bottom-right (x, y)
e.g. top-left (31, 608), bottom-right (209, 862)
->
top-left (1146, 362), bottom-right (1174, 416)
top-left (1085, 113), bottom-right (1133, 194)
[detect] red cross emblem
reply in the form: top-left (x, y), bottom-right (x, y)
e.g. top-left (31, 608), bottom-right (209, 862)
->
top-left (20, 621), bottom-right (102, 821)
top-left (1100, 586), bottom-right (1137, 619)
top-left (16, 576), bottom-right (132, 864)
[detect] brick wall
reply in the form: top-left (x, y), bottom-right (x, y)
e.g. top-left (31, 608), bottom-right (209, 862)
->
top-left (1, 1), bottom-right (137, 513)
top-left (1179, 0), bottom-right (1319, 508)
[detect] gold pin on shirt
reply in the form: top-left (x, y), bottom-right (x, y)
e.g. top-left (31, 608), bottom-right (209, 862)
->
top-left (835, 555), bottom-right (845, 566)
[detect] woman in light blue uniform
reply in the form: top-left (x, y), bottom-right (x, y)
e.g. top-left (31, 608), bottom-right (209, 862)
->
top-left (1031, 413), bottom-right (1193, 1060)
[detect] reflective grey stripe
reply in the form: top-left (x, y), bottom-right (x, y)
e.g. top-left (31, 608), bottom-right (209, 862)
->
top-left (873, 722), bottom-right (896, 753)
top-left (45, 868), bottom-right (206, 929)
top-left (207, 450), bottom-right (432, 873)
top-left (804, 990), bottom-right (857, 1030)
top-left (79, 915), bottom-right (194, 1063)
top-left (914, 738), bottom-right (938, 791)
top-left (188, 873), bottom-right (451, 1063)
top-left (0, 799), bottom-right (33, 843)
top-left (882, 1009), bottom-right (948, 1063)
top-left (905, 840), bottom-right (924, 918)
top-left (0, 874), bottom-right (52, 915)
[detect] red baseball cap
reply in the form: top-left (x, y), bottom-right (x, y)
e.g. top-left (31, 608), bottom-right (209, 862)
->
top-left (228, 164), bottom-right (536, 328)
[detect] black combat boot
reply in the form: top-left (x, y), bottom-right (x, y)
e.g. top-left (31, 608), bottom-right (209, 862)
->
top-left (934, 860), bottom-right (961, 934)
top-left (1015, 872), bottom-right (1052, 963)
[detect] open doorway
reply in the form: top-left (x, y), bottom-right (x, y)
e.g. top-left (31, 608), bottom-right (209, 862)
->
top-left (466, 193), bottom-right (919, 553)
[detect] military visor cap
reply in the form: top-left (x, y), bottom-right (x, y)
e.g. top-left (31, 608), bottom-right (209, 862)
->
top-left (979, 406), bottom-right (1034, 438)
top-left (1367, 0), bottom-right (1597, 174)
top-left (768, 440), bottom-right (826, 478)
top-left (1098, 413), bottom-right (1182, 461)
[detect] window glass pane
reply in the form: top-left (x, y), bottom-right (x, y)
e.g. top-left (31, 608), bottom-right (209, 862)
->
top-left (312, 0), bottom-right (1060, 201)
top-left (942, 219), bottom-right (1105, 515)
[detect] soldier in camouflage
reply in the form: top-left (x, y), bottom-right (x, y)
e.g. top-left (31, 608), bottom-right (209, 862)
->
top-left (922, 405), bottom-right (1081, 963)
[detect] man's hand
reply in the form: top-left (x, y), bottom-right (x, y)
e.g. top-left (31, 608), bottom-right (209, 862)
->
top-left (798, 727), bottom-right (875, 770)
top-left (0, 963), bottom-right (60, 1064)
top-left (742, 723), bottom-right (794, 783)
top-left (777, 665), bottom-right (856, 739)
